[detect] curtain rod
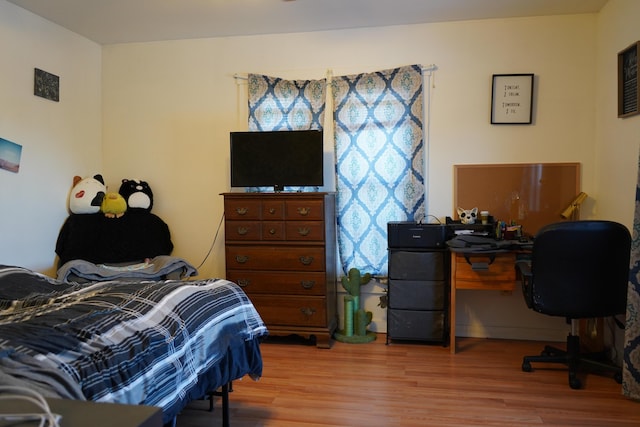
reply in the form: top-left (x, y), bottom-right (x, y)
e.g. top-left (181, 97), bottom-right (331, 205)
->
top-left (234, 64), bottom-right (438, 81)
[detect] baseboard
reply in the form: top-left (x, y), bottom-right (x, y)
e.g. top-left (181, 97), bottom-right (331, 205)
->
top-left (456, 324), bottom-right (567, 342)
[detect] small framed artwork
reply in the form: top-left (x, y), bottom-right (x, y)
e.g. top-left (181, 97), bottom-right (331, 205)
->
top-left (618, 41), bottom-right (640, 118)
top-left (491, 73), bottom-right (534, 124)
top-left (34, 68), bottom-right (59, 102)
top-left (0, 137), bottom-right (23, 173)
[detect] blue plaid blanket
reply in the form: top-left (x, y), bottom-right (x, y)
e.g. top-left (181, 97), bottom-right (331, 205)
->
top-left (0, 265), bottom-right (267, 423)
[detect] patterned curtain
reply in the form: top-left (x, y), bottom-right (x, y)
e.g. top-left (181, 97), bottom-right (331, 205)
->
top-left (247, 74), bottom-right (326, 193)
top-left (624, 150), bottom-right (640, 401)
top-left (248, 74), bottom-right (325, 131)
top-left (332, 65), bottom-right (425, 276)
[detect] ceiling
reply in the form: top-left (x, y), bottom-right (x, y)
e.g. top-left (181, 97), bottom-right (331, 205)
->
top-left (7, 0), bottom-right (609, 45)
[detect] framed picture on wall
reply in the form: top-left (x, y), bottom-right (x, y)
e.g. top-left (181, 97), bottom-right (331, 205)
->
top-left (491, 73), bottom-right (534, 124)
top-left (34, 68), bottom-right (59, 102)
top-left (618, 41), bottom-right (640, 118)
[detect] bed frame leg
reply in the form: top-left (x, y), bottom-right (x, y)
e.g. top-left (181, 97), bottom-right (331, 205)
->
top-left (221, 382), bottom-right (230, 427)
top-left (208, 382), bottom-right (232, 427)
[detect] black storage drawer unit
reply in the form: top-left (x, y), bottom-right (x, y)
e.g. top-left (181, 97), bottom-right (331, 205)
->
top-left (388, 251), bottom-right (445, 281)
top-left (388, 310), bottom-right (445, 341)
top-left (387, 222), bottom-right (449, 345)
top-left (388, 280), bottom-right (445, 310)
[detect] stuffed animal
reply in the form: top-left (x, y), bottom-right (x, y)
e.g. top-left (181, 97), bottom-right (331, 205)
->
top-left (101, 192), bottom-right (127, 218)
top-left (69, 174), bottom-right (106, 214)
top-left (457, 207), bottom-right (478, 224)
top-left (119, 179), bottom-right (153, 211)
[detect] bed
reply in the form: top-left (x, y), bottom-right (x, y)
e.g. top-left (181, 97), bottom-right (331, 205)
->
top-left (0, 264), bottom-right (268, 426)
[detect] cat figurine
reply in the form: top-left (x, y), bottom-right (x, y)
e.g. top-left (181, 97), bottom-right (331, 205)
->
top-left (457, 207), bottom-right (478, 224)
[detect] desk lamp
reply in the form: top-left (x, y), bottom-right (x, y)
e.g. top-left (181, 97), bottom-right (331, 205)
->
top-left (561, 192), bottom-right (588, 220)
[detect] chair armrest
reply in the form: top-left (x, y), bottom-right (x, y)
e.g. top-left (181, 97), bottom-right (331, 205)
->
top-left (515, 260), bottom-right (534, 308)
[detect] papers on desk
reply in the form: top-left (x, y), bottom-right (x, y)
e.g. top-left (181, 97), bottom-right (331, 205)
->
top-left (454, 229), bottom-right (491, 236)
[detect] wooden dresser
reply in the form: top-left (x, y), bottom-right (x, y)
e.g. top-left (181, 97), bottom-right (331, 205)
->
top-left (222, 192), bottom-right (337, 348)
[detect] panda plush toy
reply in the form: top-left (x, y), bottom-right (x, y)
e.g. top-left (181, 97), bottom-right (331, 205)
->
top-left (69, 174), bottom-right (106, 214)
top-left (119, 179), bottom-right (153, 212)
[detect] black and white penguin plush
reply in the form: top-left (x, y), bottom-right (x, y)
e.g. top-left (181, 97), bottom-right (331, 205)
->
top-left (119, 179), bottom-right (154, 212)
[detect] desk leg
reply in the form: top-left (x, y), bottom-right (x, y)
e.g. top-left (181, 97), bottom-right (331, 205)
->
top-left (450, 252), bottom-right (457, 354)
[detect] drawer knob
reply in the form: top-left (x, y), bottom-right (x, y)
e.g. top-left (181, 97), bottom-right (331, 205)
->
top-left (237, 226), bottom-right (249, 235)
top-left (236, 207), bottom-right (248, 216)
top-left (299, 256), bottom-right (314, 266)
top-left (300, 307), bottom-right (316, 317)
top-left (235, 255), bottom-right (249, 264)
top-left (237, 279), bottom-right (250, 287)
top-left (297, 207), bottom-right (311, 216)
top-left (297, 227), bottom-right (310, 236)
top-left (268, 208), bottom-right (276, 214)
top-left (301, 280), bottom-right (316, 289)
top-left (269, 228), bottom-right (277, 235)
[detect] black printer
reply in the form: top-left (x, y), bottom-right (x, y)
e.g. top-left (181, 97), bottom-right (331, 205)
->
top-left (387, 221), bottom-right (450, 249)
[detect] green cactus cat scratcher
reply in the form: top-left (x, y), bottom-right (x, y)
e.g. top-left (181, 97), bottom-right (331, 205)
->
top-left (335, 268), bottom-right (377, 343)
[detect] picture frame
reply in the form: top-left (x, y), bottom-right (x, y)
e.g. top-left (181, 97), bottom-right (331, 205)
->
top-left (34, 68), bottom-right (59, 102)
top-left (618, 41), bottom-right (640, 118)
top-left (0, 137), bottom-right (22, 174)
top-left (491, 73), bottom-right (534, 124)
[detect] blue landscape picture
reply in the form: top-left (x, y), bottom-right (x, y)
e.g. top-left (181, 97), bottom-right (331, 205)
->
top-left (0, 137), bottom-right (22, 173)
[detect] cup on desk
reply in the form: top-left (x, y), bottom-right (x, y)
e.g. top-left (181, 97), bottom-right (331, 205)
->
top-left (480, 210), bottom-right (489, 225)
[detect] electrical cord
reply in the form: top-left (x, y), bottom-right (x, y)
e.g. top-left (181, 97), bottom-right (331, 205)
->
top-left (0, 386), bottom-right (61, 426)
top-left (195, 211), bottom-right (225, 270)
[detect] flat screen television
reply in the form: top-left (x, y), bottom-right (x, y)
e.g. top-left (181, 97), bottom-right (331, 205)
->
top-left (230, 130), bottom-right (324, 192)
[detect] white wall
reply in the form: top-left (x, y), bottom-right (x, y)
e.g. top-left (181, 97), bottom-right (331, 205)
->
top-left (0, 0), bottom-right (102, 275)
top-left (4, 1), bottom-right (636, 341)
top-left (101, 14), bottom-right (599, 340)
top-left (595, 0), bottom-right (640, 361)
top-left (596, 0), bottom-right (640, 227)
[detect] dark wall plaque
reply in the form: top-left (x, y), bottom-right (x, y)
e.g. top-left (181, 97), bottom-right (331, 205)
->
top-left (618, 42), bottom-right (640, 118)
top-left (34, 68), bottom-right (59, 102)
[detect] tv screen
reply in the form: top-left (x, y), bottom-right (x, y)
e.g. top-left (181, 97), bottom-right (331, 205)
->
top-left (230, 130), bottom-right (324, 191)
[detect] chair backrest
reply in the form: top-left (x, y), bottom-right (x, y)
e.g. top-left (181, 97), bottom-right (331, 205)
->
top-left (529, 220), bottom-right (631, 318)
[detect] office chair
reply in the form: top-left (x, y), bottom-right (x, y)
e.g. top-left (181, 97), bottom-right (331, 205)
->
top-left (516, 220), bottom-right (631, 389)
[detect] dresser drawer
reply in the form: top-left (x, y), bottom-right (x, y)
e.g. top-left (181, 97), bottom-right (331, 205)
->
top-left (285, 221), bottom-right (325, 241)
top-left (453, 252), bottom-right (516, 290)
top-left (227, 270), bottom-right (326, 295)
top-left (261, 221), bottom-right (285, 240)
top-left (250, 295), bottom-right (327, 327)
top-left (226, 245), bottom-right (326, 271)
top-left (225, 198), bottom-right (262, 220)
top-left (225, 220), bottom-right (261, 241)
top-left (285, 199), bottom-right (324, 220)
top-left (262, 200), bottom-right (285, 219)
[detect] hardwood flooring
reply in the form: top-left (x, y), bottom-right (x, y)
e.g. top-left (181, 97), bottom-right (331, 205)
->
top-left (176, 336), bottom-right (640, 427)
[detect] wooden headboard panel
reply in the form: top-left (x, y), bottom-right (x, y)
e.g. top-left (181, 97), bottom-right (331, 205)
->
top-left (454, 162), bottom-right (580, 236)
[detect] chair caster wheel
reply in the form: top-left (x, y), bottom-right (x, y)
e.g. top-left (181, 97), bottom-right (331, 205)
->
top-left (522, 361), bottom-right (532, 372)
top-left (569, 376), bottom-right (582, 389)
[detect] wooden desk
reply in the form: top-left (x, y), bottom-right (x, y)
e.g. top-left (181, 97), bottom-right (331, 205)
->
top-left (449, 251), bottom-right (518, 353)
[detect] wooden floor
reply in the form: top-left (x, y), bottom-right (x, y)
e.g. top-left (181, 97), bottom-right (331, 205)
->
top-left (176, 336), bottom-right (640, 427)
